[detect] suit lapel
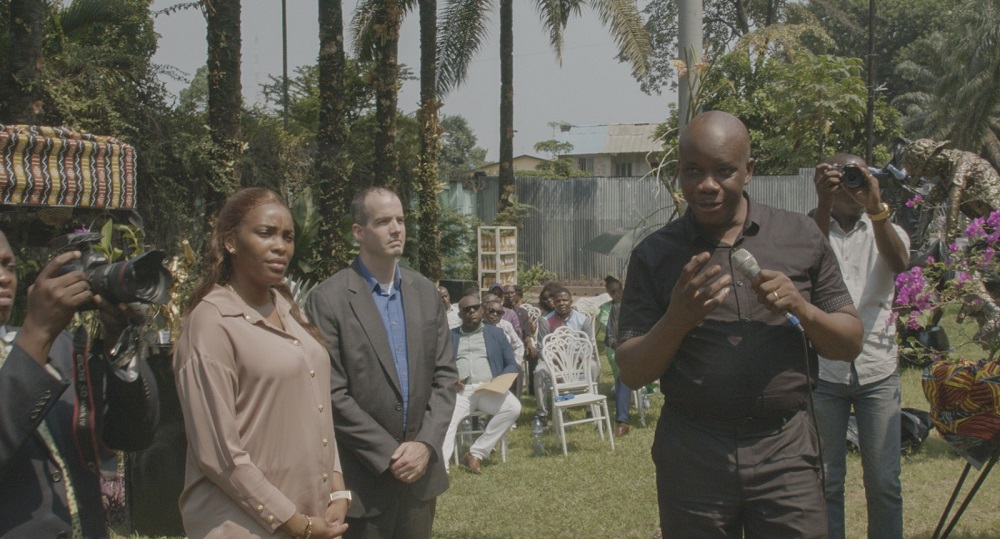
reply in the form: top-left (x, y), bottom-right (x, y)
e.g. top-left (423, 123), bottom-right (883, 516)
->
top-left (400, 269), bottom-right (424, 418)
top-left (347, 263), bottom-right (403, 396)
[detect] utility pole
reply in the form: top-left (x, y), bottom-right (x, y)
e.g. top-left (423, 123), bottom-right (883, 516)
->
top-left (678, 0), bottom-right (703, 131)
top-left (865, 0), bottom-right (875, 162)
top-left (282, 0), bottom-right (289, 129)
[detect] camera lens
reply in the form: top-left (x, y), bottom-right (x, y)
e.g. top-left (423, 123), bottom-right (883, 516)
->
top-left (841, 165), bottom-right (866, 188)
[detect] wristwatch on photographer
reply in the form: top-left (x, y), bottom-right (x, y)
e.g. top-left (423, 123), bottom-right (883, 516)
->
top-left (329, 490), bottom-right (352, 507)
top-left (867, 202), bottom-right (891, 222)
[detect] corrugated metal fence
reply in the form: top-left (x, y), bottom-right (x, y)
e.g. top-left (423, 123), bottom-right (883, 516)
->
top-left (462, 169), bottom-right (816, 281)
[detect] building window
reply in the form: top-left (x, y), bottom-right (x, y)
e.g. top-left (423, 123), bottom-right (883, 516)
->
top-left (614, 162), bottom-right (633, 177)
top-left (578, 158), bottom-right (593, 173)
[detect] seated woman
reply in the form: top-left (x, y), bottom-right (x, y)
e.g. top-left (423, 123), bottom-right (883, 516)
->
top-left (174, 188), bottom-right (348, 538)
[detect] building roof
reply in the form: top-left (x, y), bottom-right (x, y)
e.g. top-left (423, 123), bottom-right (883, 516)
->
top-left (471, 154), bottom-right (548, 173)
top-left (553, 123), bottom-right (664, 156)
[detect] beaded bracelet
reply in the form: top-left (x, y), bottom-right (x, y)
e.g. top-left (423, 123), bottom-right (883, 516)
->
top-left (301, 515), bottom-right (313, 539)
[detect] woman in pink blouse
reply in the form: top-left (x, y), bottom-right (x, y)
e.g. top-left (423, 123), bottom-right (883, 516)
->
top-left (174, 188), bottom-right (349, 538)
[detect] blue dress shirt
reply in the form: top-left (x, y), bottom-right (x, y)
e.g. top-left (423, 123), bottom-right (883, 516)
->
top-left (357, 258), bottom-right (410, 429)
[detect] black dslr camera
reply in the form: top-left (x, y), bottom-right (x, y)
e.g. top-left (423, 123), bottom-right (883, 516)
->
top-left (832, 162), bottom-right (907, 189)
top-left (831, 163), bottom-right (867, 188)
top-left (52, 232), bottom-right (173, 310)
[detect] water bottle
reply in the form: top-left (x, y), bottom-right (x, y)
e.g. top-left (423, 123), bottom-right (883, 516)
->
top-left (458, 417), bottom-right (471, 451)
top-left (531, 415), bottom-right (545, 457)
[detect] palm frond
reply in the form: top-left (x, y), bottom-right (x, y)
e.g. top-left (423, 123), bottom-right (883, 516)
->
top-left (437, 0), bottom-right (494, 94)
top-left (589, 0), bottom-right (651, 77)
top-left (532, 0), bottom-right (582, 63)
top-left (350, 0), bottom-right (382, 61)
top-left (59, 0), bottom-right (129, 37)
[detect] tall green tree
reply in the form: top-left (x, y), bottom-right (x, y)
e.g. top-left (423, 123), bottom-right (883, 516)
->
top-left (799, 0), bottom-right (960, 104)
top-left (894, 0), bottom-right (1000, 168)
top-left (438, 114), bottom-right (486, 180)
top-left (698, 25), bottom-right (900, 173)
top-left (315, 0), bottom-right (352, 273)
top-left (351, 0), bottom-right (403, 188)
top-left (204, 0), bottom-right (242, 216)
top-left (438, 0), bottom-right (652, 211)
top-left (415, 0), bottom-right (443, 280)
top-left (635, 0), bottom-right (787, 95)
top-left (2, 0), bottom-right (47, 123)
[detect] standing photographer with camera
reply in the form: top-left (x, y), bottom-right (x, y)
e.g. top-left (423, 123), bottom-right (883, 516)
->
top-left (812, 155), bottom-right (910, 539)
top-left (0, 228), bottom-right (160, 538)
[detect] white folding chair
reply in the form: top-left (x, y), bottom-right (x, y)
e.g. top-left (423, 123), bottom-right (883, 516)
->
top-left (451, 410), bottom-right (508, 465)
top-left (540, 329), bottom-right (615, 456)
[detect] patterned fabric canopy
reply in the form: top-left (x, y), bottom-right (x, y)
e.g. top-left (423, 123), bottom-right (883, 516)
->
top-left (923, 359), bottom-right (1000, 442)
top-left (0, 124), bottom-right (136, 209)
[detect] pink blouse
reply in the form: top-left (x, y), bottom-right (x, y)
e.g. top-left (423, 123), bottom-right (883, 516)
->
top-left (174, 285), bottom-right (341, 538)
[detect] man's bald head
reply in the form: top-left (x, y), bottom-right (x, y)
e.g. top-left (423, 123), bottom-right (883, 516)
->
top-left (680, 111), bottom-right (752, 163)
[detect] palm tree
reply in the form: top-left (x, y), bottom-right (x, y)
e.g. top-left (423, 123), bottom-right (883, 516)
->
top-left (416, 0), bottom-right (444, 280)
top-left (204, 0), bottom-right (243, 215)
top-left (315, 0), bottom-right (352, 273)
top-left (895, 0), bottom-right (1000, 168)
top-left (438, 0), bottom-right (651, 210)
top-left (2, 0), bottom-right (47, 123)
top-left (351, 0), bottom-right (404, 188)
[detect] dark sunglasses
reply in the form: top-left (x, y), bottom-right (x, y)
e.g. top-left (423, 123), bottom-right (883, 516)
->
top-left (486, 308), bottom-right (504, 315)
top-left (461, 304), bottom-right (482, 313)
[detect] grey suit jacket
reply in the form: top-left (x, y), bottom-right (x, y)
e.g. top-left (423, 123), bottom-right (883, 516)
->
top-left (305, 260), bottom-right (457, 518)
top-left (0, 330), bottom-right (159, 538)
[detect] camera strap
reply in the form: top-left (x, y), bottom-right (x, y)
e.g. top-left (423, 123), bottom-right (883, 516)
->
top-left (71, 325), bottom-right (113, 474)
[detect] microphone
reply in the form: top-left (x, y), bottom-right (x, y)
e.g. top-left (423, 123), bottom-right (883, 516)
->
top-left (731, 248), bottom-right (804, 332)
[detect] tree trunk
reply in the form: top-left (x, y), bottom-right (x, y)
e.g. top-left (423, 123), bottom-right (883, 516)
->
top-left (498, 0), bottom-right (514, 213)
top-left (416, 0), bottom-right (442, 281)
top-left (205, 0), bottom-right (242, 217)
top-left (3, 0), bottom-right (46, 124)
top-left (315, 0), bottom-right (351, 273)
top-left (372, 0), bottom-right (401, 189)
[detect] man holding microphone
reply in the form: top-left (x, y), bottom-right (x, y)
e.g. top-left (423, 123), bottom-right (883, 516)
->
top-left (615, 111), bottom-right (863, 538)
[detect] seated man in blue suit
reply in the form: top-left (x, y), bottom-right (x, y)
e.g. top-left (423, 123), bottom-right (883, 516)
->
top-left (442, 295), bottom-right (521, 474)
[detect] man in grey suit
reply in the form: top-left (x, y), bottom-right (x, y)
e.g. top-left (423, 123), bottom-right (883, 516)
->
top-left (306, 187), bottom-right (457, 539)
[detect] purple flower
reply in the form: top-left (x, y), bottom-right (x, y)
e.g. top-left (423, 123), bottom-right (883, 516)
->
top-left (981, 247), bottom-right (995, 267)
top-left (966, 217), bottom-right (987, 239)
top-left (906, 194), bottom-right (924, 208)
top-left (949, 243), bottom-right (960, 253)
top-left (988, 211), bottom-right (1000, 229)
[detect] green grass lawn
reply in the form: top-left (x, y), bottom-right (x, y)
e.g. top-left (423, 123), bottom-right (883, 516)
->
top-left (119, 360), bottom-right (1000, 539)
top-left (431, 366), bottom-right (1000, 539)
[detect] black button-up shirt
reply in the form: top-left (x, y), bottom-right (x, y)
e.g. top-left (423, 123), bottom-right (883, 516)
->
top-left (618, 195), bottom-right (853, 420)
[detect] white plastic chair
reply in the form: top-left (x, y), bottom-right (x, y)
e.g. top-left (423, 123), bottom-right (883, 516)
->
top-left (451, 410), bottom-right (508, 465)
top-left (540, 328), bottom-right (615, 456)
top-left (521, 303), bottom-right (541, 325)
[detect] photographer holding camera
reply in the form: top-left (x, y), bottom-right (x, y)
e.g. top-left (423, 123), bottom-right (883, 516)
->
top-left (811, 155), bottom-right (910, 539)
top-left (0, 228), bottom-right (159, 538)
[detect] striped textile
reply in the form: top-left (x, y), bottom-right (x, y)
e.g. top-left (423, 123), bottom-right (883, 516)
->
top-left (0, 124), bottom-right (136, 209)
top-left (922, 359), bottom-right (1000, 441)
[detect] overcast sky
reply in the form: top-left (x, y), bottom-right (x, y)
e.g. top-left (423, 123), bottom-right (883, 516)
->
top-left (151, 0), bottom-right (674, 162)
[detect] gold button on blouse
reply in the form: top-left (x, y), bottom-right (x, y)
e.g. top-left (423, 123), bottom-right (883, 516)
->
top-left (322, 473), bottom-right (329, 482)
top-left (322, 438), bottom-right (328, 446)
top-left (318, 404), bottom-right (324, 412)
top-left (267, 515), bottom-right (275, 524)
top-left (257, 504), bottom-right (264, 513)
top-left (292, 339), bottom-right (300, 346)
top-left (310, 370), bottom-right (316, 377)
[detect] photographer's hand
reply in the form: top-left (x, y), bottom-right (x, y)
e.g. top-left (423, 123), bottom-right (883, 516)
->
top-left (93, 296), bottom-right (144, 356)
top-left (17, 251), bottom-right (92, 366)
top-left (812, 163), bottom-right (841, 237)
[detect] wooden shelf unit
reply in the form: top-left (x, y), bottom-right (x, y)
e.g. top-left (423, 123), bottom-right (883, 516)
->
top-left (477, 226), bottom-right (518, 292)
